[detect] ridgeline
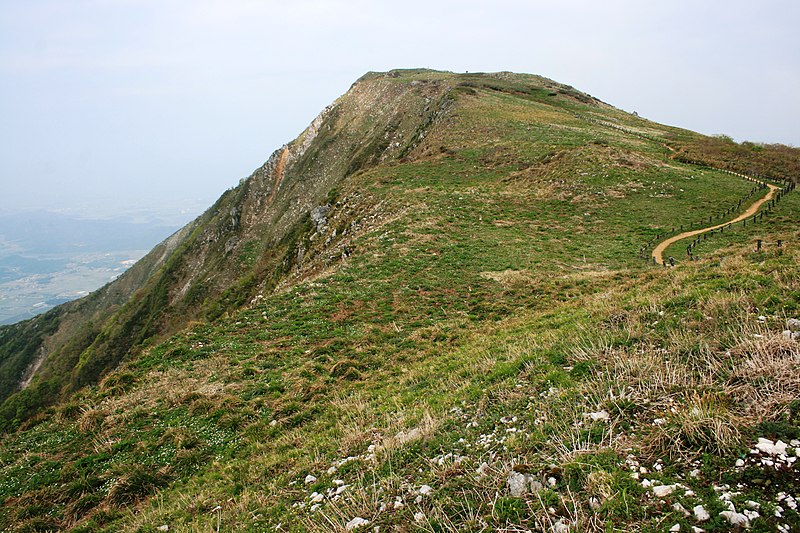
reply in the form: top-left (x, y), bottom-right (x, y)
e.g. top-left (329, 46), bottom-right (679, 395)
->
top-left (0, 69), bottom-right (798, 531)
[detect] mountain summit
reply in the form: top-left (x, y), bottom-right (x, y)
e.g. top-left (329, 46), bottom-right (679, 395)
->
top-left (0, 70), bottom-right (798, 531)
top-left (0, 69), bottom-right (606, 419)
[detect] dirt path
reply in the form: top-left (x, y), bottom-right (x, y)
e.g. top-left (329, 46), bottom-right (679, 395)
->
top-left (577, 114), bottom-right (788, 266)
top-left (652, 181), bottom-right (780, 264)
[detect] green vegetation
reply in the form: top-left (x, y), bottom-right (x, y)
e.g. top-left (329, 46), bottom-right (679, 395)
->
top-left (0, 70), bottom-right (798, 531)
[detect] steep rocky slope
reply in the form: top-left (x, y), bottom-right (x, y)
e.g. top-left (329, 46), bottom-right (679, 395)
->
top-left (0, 70), bottom-right (462, 425)
top-left (0, 70), bottom-right (798, 531)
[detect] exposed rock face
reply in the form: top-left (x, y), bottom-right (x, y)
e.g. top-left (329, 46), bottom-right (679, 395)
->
top-left (0, 70), bottom-right (459, 424)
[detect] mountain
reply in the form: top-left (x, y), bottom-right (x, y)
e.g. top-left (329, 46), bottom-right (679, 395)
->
top-left (0, 69), bottom-right (798, 531)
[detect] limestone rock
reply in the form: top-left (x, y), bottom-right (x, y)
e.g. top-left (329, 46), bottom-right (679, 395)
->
top-left (652, 484), bottom-right (677, 498)
top-left (719, 510), bottom-right (749, 527)
top-left (311, 205), bottom-right (331, 230)
top-left (507, 470), bottom-right (543, 497)
top-left (693, 505), bottom-right (710, 521)
top-left (345, 517), bottom-right (369, 530)
top-left (756, 437), bottom-right (787, 455)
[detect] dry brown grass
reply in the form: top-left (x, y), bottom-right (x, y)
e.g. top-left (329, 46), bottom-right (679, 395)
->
top-left (727, 332), bottom-right (800, 419)
top-left (647, 393), bottom-right (741, 459)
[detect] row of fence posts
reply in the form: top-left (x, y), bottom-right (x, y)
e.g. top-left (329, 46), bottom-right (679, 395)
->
top-left (573, 114), bottom-right (797, 265)
top-left (636, 180), bottom-right (777, 262)
top-left (674, 179), bottom-right (794, 264)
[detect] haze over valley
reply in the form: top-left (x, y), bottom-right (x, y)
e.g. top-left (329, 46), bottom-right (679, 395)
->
top-left (0, 206), bottom-right (201, 324)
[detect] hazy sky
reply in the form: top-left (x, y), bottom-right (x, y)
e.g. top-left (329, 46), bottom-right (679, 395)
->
top-left (1, 0), bottom-right (798, 219)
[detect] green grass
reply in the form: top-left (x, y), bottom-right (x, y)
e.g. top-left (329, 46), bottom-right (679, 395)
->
top-left (0, 70), bottom-right (798, 531)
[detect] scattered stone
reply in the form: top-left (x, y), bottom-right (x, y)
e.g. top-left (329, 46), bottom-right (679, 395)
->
top-left (745, 500), bottom-right (760, 510)
top-left (756, 437), bottom-right (787, 455)
top-left (787, 318), bottom-right (800, 332)
top-left (551, 518), bottom-right (570, 533)
top-left (507, 471), bottom-right (543, 497)
top-left (157, 526), bottom-right (169, 532)
top-left (782, 330), bottom-right (800, 341)
top-left (735, 459), bottom-right (745, 467)
top-left (476, 462), bottom-right (490, 477)
top-left (669, 524), bottom-right (680, 532)
top-left (585, 410), bottom-right (610, 421)
top-left (310, 492), bottom-right (324, 503)
top-left (304, 474), bottom-right (317, 484)
top-left (414, 512), bottom-right (426, 523)
top-left (588, 497), bottom-right (602, 511)
top-left (419, 485), bottom-right (433, 496)
top-left (673, 503), bottom-right (690, 517)
top-left (345, 517), bottom-right (369, 530)
top-left (335, 484), bottom-right (349, 495)
top-left (691, 528), bottom-right (705, 533)
top-left (719, 511), bottom-right (749, 528)
top-left (310, 205), bottom-right (330, 230)
top-left (269, 420), bottom-right (278, 427)
top-left (693, 505), bottom-right (710, 522)
top-left (652, 484), bottom-right (677, 498)
top-left (743, 509), bottom-right (760, 521)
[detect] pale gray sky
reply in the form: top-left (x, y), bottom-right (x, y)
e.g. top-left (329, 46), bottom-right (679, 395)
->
top-left (1, 0), bottom-right (798, 219)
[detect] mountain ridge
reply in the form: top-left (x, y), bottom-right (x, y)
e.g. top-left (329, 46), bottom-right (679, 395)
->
top-left (0, 69), bottom-right (798, 531)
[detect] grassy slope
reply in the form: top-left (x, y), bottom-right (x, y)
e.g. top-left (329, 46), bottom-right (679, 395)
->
top-left (0, 71), bottom-right (798, 532)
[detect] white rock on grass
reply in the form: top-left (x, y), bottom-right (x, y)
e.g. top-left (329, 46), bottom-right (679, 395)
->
top-left (588, 497), bottom-right (602, 511)
top-left (782, 330), bottom-right (799, 341)
top-left (673, 502), bottom-right (690, 517)
top-left (585, 410), bottom-right (610, 421)
top-left (669, 524), bottom-right (680, 532)
top-left (419, 484), bottom-right (433, 495)
top-left (756, 437), bottom-right (788, 455)
top-left (693, 505), bottom-right (710, 522)
top-left (414, 512), bottom-right (426, 523)
top-left (507, 471), bottom-right (544, 497)
top-left (652, 484), bottom-right (677, 498)
top-left (719, 511), bottom-right (749, 528)
top-left (787, 318), bottom-right (800, 332)
top-left (157, 527), bottom-right (169, 532)
top-left (304, 474), bottom-right (317, 484)
top-left (551, 518), bottom-right (570, 533)
top-left (345, 517), bottom-right (369, 530)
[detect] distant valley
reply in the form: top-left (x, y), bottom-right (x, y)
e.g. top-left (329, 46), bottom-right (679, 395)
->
top-left (0, 210), bottom-right (181, 324)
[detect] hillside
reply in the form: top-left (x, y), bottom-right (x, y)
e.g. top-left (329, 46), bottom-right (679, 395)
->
top-left (0, 69), bottom-right (798, 532)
